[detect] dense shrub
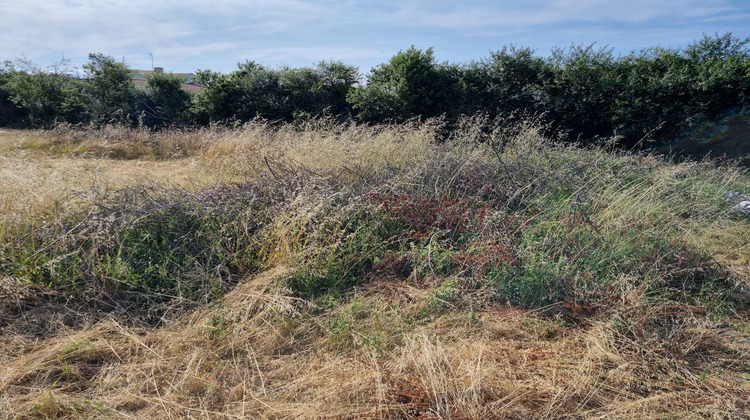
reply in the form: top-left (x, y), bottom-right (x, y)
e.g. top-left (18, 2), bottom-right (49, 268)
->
top-left (2, 59), bottom-right (87, 127)
top-left (460, 46), bottom-right (553, 119)
top-left (135, 72), bottom-right (193, 127)
top-left (1, 34), bottom-right (748, 151)
top-left (82, 53), bottom-right (137, 125)
top-left (191, 60), bottom-right (358, 124)
top-left (348, 46), bottom-right (459, 123)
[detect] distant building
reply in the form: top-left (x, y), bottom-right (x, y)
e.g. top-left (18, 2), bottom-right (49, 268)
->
top-left (131, 67), bottom-right (203, 93)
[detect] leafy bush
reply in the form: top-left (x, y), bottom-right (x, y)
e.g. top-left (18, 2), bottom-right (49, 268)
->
top-left (83, 53), bottom-right (137, 126)
top-left (348, 46), bottom-right (458, 123)
top-left (192, 61), bottom-right (358, 124)
top-left (135, 72), bottom-right (193, 127)
top-left (3, 58), bottom-right (87, 127)
top-left (2, 34), bottom-right (749, 155)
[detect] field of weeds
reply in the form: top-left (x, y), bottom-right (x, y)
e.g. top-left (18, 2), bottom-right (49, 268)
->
top-left (1, 118), bottom-right (750, 419)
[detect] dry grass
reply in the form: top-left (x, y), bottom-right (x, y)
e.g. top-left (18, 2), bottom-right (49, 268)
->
top-left (0, 128), bottom-right (223, 239)
top-left (0, 119), bottom-right (433, 233)
top-left (1, 120), bottom-right (749, 419)
top-left (2, 274), bottom-right (747, 418)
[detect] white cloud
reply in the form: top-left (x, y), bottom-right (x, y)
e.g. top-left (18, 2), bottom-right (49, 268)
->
top-left (0, 0), bottom-right (747, 73)
top-left (241, 46), bottom-right (385, 66)
top-left (383, 0), bottom-right (740, 30)
top-left (1, 0), bottom-right (197, 59)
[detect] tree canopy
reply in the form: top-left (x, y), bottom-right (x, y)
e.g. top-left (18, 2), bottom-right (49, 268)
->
top-left (1, 33), bottom-right (749, 149)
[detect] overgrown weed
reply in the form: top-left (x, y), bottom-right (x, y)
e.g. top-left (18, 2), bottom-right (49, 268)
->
top-left (1, 116), bottom-right (749, 418)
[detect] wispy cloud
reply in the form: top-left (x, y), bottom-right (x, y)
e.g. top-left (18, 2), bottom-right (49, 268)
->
top-left (384, 0), bottom-right (740, 30)
top-left (240, 46), bottom-right (386, 67)
top-left (1, 0), bottom-right (196, 58)
top-left (0, 0), bottom-right (747, 73)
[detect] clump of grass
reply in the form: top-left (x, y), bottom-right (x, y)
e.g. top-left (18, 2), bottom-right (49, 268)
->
top-left (1, 179), bottom-right (293, 325)
top-left (14, 123), bottom-right (216, 160)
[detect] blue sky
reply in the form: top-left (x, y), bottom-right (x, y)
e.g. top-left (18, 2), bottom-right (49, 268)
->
top-left (1, 0), bottom-right (749, 77)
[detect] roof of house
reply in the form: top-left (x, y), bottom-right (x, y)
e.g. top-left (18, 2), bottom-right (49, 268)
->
top-left (135, 69), bottom-right (194, 76)
top-left (133, 69), bottom-right (195, 79)
top-left (181, 84), bottom-right (203, 93)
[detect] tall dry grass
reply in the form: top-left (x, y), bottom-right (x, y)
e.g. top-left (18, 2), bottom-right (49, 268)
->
top-left (1, 118), bottom-right (749, 418)
top-left (0, 119), bottom-right (434, 232)
top-left (2, 274), bottom-right (746, 418)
